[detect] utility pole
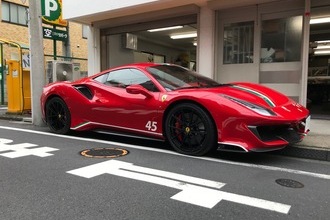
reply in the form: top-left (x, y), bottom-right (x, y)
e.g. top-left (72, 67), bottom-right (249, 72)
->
top-left (28, 0), bottom-right (45, 126)
top-left (63, 23), bottom-right (71, 60)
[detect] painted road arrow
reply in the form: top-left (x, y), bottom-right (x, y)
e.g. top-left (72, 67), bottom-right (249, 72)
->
top-left (0, 138), bottom-right (59, 158)
top-left (67, 160), bottom-right (291, 213)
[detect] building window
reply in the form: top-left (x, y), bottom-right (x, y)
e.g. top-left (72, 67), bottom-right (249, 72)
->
top-left (82, 25), bottom-right (88, 39)
top-left (261, 16), bottom-right (302, 63)
top-left (1, 1), bottom-right (10, 21)
top-left (1, 1), bottom-right (28, 26)
top-left (223, 21), bottom-right (254, 64)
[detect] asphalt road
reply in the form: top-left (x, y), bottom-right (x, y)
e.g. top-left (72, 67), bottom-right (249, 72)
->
top-left (0, 119), bottom-right (329, 220)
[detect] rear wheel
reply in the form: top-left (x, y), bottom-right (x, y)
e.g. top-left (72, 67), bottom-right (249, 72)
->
top-left (45, 97), bottom-right (71, 134)
top-left (165, 103), bottom-right (217, 156)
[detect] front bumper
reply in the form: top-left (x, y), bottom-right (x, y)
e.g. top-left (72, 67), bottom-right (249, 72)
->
top-left (217, 116), bottom-right (310, 153)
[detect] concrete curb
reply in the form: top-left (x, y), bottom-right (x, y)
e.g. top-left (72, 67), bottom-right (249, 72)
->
top-left (0, 114), bottom-right (32, 122)
top-left (270, 145), bottom-right (330, 161)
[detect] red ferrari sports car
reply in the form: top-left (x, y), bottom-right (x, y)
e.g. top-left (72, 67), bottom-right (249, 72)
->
top-left (41, 63), bottom-right (310, 156)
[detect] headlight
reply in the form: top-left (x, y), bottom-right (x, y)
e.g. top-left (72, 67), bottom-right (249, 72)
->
top-left (221, 95), bottom-right (276, 116)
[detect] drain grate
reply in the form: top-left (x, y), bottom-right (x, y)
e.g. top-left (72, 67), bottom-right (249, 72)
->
top-left (80, 148), bottom-right (129, 158)
top-left (275, 179), bottom-right (304, 188)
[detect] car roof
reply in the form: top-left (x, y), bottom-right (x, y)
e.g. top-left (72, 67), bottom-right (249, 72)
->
top-left (89, 62), bottom-right (175, 79)
top-left (120, 62), bottom-right (172, 69)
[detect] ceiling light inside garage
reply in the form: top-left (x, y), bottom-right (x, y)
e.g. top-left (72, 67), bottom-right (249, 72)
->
top-left (314, 50), bottom-right (330, 55)
top-left (313, 41), bottom-right (330, 53)
top-left (148, 26), bottom-right (183, 32)
top-left (310, 17), bottom-right (330, 24)
top-left (316, 45), bottom-right (330, 50)
top-left (170, 32), bottom-right (197, 39)
top-left (316, 40), bottom-right (330, 44)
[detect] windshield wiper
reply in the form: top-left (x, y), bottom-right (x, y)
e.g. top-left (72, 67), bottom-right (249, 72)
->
top-left (175, 86), bottom-right (201, 90)
top-left (175, 84), bottom-right (226, 90)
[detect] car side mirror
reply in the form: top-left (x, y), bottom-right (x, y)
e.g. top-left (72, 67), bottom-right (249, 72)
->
top-left (126, 84), bottom-right (152, 98)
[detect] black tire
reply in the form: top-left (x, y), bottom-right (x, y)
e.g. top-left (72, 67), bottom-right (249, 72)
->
top-left (165, 103), bottom-right (217, 156)
top-left (45, 97), bottom-right (71, 134)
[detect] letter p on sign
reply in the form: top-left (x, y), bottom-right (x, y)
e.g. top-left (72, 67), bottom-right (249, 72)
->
top-left (44, 0), bottom-right (58, 17)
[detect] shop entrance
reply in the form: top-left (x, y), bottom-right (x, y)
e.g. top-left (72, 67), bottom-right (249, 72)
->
top-left (132, 24), bottom-right (197, 70)
top-left (216, 4), bottom-right (304, 105)
top-left (100, 15), bottom-right (197, 71)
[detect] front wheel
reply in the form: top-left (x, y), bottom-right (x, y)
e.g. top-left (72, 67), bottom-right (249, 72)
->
top-left (45, 97), bottom-right (71, 134)
top-left (165, 103), bottom-right (217, 156)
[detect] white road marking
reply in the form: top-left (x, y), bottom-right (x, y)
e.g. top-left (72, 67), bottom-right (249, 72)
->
top-left (67, 159), bottom-right (291, 213)
top-left (0, 125), bottom-right (330, 180)
top-left (0, 138), bottom-right (59, 158)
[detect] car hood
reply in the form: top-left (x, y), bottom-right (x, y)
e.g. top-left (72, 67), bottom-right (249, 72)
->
top-left (218, 82), bottom-right (289, 108)
top-left (177, 82), bottom-right (291, 108)
top-left (177, 82), bottom-right (308, 119)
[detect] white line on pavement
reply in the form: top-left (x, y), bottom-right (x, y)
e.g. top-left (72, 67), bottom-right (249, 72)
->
top-left (67, 160), bottom-right (291, 213)
top-left (1, 125), bottom-right (330, 180)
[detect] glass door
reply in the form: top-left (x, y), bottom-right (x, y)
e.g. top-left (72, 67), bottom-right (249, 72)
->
top-left (260, 11), bottom-right (304, 103)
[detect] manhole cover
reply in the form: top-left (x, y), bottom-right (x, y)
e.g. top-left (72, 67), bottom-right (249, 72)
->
top-left (275, 179), bottom-right (304, 188)
top-left (80, 148), bottom-right (129, 158)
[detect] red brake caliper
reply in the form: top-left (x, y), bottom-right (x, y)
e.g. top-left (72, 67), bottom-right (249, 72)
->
top-left (175, 114), bottom-right (183, 142)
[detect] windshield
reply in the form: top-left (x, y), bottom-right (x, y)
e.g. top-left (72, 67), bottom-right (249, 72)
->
top-left (147, 65), bottom-right (221, 91)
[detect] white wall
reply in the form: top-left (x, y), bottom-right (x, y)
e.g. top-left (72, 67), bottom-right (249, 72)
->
top-left (62, 0), bottom-right (159, 20)
top-left (197, 6), bottom-right (215, 78)
top-left (137, 39), bottom-right (186, 64)
top-left (106, 34), bottom-right (190, 68)
top-left (108, 35), bottom-right (135, 68)
top-left (87, 26), bottom-right (100, 76)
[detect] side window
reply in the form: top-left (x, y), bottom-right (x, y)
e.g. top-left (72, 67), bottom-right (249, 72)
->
top-left (129, 69), bottom-right (159, 92)
top-left (93, 72), bottom-right (109, 83)
top-left (104, 69), bottom-right (158, 92)
top-left (82, 24), bottom-right (88, 39)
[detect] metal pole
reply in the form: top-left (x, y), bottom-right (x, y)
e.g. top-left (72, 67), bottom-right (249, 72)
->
top-left (63, 23), bottom-right (71, 61)
top-left (301, 0), bottom-right (310, 107)
top-left (0, 43), bottom-right (4, 105)
top-left (53, 25), bottom-right (57, 60)
top-left (53, 39), bottom-right (57, 60)
top-left (28, 0), bottom-right (45, 126)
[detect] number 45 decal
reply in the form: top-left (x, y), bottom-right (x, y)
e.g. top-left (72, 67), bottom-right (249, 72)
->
top-left (145, 121), bottom-right (157, 131)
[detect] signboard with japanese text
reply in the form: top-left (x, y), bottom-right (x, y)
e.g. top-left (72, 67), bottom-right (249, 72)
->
top-left (43, 27), bottom-right (68, 41)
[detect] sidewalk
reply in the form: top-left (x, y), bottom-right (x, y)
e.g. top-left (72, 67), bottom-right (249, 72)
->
top-left (0, 106), bottom-right (329, 161)
top-left (273, 119), bottom-right (330, 161)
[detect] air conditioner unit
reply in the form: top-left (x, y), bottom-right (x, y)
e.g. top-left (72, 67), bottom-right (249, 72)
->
top-left (46, 60), bottom-right (79, 84)
top-left (72, 62), bottom-right (81, 78)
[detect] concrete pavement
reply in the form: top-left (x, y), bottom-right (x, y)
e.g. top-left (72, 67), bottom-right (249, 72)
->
top-left (273, 119), bottom-right (330, 161)
top-left (0, 106), bottom-right (329, 161)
